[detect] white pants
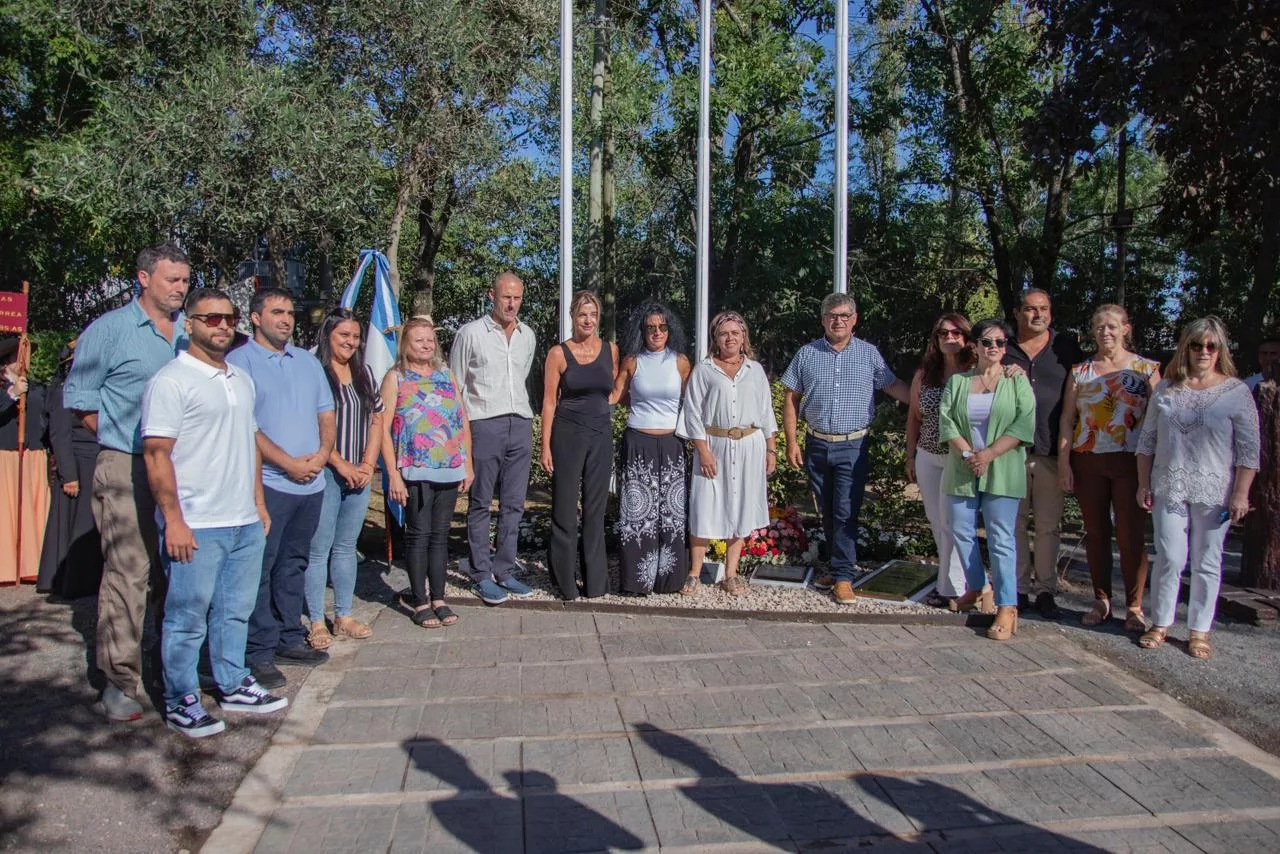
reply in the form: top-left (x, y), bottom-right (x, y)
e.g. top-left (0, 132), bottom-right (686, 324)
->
top-left (915, 449), bottom-right (967, 597)
top-left (1150, 500), bottom-right (1230, 632)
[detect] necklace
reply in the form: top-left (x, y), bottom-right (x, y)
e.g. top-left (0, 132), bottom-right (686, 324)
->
top-left (977, 371), bottom-right (1000, 393)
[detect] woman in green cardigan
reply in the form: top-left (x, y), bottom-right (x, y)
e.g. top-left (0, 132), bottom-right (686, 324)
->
top-left (938, 318), bottom-right (1036, 640)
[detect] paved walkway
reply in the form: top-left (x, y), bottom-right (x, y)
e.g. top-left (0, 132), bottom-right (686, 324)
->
top-left (203, 606), bottom-right (1280, 853)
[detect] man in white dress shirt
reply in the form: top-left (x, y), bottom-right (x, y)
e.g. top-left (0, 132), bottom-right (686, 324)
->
top-left (449, 273), bottom-right (538, 605)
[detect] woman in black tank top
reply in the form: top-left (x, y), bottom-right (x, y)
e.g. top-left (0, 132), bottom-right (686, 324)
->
top-left (540, 291), bottom-right (619, 599)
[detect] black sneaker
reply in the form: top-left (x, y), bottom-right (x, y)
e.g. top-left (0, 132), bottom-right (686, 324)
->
top-left (219, 677), bottom-right (289, 714)
top-left (250, 661), bottom-right (287, 689)
top-left (1036, 592), bottom-right (1061, 619)
top-left (165, 694), bottom-right (226, 738)
top-left (275, 645), bottom-right (329, 666)
top-left (1017, 592), bottom-right (1031, 613)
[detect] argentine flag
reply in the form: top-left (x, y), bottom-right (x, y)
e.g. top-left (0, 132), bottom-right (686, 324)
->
top-left (340, 249), bottom-right (403, 525)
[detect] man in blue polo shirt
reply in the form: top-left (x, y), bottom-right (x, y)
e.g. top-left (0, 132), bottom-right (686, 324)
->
top-left (227, 288), bottom-right (335, 688)
top-left (782, 293), bottom-right (910, 604)
top-left (64, 242), bottom-right (189, 722)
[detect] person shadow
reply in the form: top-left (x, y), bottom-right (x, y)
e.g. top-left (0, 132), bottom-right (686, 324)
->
top-left (403, 738), bottom-right (645, 853)
top-left (637, 725), bottom-right (1108, 851)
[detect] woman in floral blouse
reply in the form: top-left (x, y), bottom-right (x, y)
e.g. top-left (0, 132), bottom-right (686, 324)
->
top-left (1057, 304), bottom-right (1160, 631)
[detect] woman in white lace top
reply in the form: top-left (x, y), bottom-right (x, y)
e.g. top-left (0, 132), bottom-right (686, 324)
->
top-left (1136, 317), bottom-right (1260, 659)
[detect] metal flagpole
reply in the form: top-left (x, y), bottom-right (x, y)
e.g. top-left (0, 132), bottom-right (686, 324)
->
top-left (560, 0), bottom-right (574, 341)
top-left (14, 280), bottom-right (30, 578)
top-left (695, 0), bottom-right (712, 360)
top-left (834, 0), bottom-right (849, 294)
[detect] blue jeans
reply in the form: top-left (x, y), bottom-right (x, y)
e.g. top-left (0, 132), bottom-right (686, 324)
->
top-left (160, 521), bottom-right (265, 707)
top-left (248, 488), bottom-right (323, 663)
top-left (804, 435), bottom-right (870, 581)
top-left (948, 492), bottom-right (1020, 607)
top-left (305, 468), bottom-right (371, 621)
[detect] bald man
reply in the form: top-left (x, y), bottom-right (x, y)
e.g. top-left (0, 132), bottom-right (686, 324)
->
top-left (449, 273), bottom-right (538, 605)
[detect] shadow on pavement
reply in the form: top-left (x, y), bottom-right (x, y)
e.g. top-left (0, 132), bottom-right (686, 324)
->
top-left (403, 738), bottom-right (645, 853)
top-left (0, 591), bottom-right (279, 851)
top-left (637, 724), bottom-right (1107, 851)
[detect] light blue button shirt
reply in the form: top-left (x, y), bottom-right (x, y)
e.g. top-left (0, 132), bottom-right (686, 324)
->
top-left (226, 339), bottom-right (335, 495)
top-left (63, 299), bottom-right (187, 453)
top-left (780, 336), bottom-right (896, 434)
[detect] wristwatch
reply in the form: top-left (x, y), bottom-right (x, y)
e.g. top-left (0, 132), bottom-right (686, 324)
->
top-left (961, 450), bottom-right (974, 460)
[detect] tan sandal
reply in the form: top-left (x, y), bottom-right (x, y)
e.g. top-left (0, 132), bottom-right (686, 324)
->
top-left (986, 606), bottom-right (1018, 641)
top-left (719, 576), bottom-right (748, 597)
top-left (307, 620), bottom-right (334, 650)
top-left (680, 574), bottom-right (700, 597)
top-left (1081, 599), bottom-right (1111, 626)
top-left (333, 615), bottom-right (373, 640)
top-left (1123, 609), bottom-right (1150, 633)
top-left (1138, 626), bottom-right (1168, 649)
top-left (1187, 631), bottom-right (1212, 659)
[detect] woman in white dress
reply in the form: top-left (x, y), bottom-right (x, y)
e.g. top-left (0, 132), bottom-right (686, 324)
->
top-left (676, 311), bottom-right (777, 597)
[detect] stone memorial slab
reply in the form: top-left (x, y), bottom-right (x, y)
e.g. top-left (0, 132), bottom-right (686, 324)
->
top-left (747, 564), bottom-right (813, 588)
top-left (852, 559), bottom-right (937, 604)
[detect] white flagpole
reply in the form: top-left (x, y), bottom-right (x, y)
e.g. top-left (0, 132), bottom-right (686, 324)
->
top-left (695, 0), bottom-right (712, 360)
top-left (560, 0), bottom-right (574, 340)
top-left (834, 0), bottom-right (849, 294)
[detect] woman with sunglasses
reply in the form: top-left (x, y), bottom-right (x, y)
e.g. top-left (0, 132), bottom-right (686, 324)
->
top-left (611, 301), bottom-right (693, 596)
top-left (1057, 304), bottom-right (1160, 631)
top-left (304, 309), bottom-right (384, 648)
top-left (938, 319), bottom-right (1035, 640)
top-left (1136, 317), bottom-right (1259, 659)
top-left (906, 313), bottom-right (984, 611)
top-left (677, 311), bottom-right (777, 598)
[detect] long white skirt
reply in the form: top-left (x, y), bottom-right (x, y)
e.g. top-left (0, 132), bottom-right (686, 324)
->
top-left (688, 433), bottom-right (769, 540)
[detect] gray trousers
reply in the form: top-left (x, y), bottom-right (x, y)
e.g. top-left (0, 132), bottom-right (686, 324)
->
top-left (466, 415), bottom-right (533, 583)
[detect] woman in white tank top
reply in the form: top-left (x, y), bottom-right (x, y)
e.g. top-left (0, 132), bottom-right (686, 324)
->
top-left (610, 301), bottom-right (694, 594)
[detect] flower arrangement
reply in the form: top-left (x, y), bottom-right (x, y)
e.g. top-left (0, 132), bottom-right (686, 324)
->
top-left (517, 512), bottom-right (551, 551)
top-left (741, 506), bottom-right (817, 567)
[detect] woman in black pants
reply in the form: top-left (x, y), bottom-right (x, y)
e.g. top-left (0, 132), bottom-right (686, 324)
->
top-left (381, 316), bottom-right (474, 627)
top-left (540, 290), bottom-right (618, 599)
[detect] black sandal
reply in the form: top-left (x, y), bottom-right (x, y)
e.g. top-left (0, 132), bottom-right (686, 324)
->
top-left (433, 605), bottom-right (458, 627)
top-left (400, 591), bottom-right (442, 628)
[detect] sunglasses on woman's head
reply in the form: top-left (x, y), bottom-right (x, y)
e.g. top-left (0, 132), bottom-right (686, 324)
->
top-left (977, 337), bottom-right (1007, 348)
top-left (190, 312), bottom-right (238, 328)
top-left (1189, 340), bottom-right (1218, 353)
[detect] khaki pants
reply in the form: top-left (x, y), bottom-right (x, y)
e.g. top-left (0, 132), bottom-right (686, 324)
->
top-left (91, 450), bottom-right (162, 695)
top-left (1016, 453), bottom-right (1064, 596)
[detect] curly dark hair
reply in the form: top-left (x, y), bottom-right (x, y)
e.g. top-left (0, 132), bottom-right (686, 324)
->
top-left (315, 308), bottom-right (379, 410)
top-left (621, 299), bottom-right (687, 357)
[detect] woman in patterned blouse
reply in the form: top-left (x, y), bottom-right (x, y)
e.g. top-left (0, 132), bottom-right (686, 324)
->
top-left (1136, 317), bottom-right (1260, 659)
top-left (1057, 305), bottom-right (1161, 631)
top-left (380, 316), bottom-right (474, 628)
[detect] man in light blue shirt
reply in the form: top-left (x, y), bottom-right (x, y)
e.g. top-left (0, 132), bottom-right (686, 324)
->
top-left (226, 288), bottom-right (335, 688)
top-left (63, 242), bottom-right (189, 722)
top-left (781, 293), bottom-right (910, 605)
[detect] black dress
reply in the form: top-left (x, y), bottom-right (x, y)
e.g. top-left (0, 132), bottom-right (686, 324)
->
top-left (36, 379), bottom-right (103, 597)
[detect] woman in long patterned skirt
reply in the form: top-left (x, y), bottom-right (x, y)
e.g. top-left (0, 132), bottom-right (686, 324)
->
top-left (611, 301), bottom-right (693, 594)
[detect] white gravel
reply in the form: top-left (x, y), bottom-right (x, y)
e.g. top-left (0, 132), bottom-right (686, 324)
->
top-left (424, 554), bottom-right (940, 616)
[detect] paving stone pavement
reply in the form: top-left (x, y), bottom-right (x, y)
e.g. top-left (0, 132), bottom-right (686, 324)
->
top-left (202, 608), bottom-right (1280, 853)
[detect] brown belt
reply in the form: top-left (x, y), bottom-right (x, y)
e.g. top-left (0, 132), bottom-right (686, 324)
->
top-left (808, 427), bottom-right (869, 442)
top-left (705, 425), bottom-right (760, 440)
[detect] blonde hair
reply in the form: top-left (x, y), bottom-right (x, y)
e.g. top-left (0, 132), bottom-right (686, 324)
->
top-left (1166, 316), bottom-right (1237, 384)
top-left (1091, 303), bottom-right (1133, 349)
top-left (396, 315), bottom-right (445, 373)
top-left (708, 311), bottom-right (754, 360)
top-left (569, 290), bottom-right (602, 320)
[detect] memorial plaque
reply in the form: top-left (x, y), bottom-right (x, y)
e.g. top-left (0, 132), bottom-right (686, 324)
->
top-left (748, 564), bottom-right (813, 589)
top-left (852, 560), bottom-right (937, 603)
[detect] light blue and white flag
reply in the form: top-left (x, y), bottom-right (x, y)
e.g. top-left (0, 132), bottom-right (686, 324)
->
top-left (341, 249), bottom-right (403, 526)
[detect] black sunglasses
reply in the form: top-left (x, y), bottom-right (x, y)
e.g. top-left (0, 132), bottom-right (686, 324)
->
top-left (977, 337), bottom-right (1007, 348)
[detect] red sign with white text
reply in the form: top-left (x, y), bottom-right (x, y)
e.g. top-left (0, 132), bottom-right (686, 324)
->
top-left (0, 291), bottom-right (27, 334)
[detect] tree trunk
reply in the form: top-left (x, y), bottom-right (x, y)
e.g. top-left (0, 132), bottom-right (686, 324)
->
top-left (1243, 378), bottom-right (1280, 589)
top-left (408, 178), bottom-right (459, 321)
top-left (1031, 156), bottom-right (1075, 297)
top-left (384, 140), bottom-right (429, 298)
top-left (587, 0), bottom-right (607, 295)
top-left (318, 228), bottom-right (335, 302)
top-left (265, 226), bottom-right (289, 294)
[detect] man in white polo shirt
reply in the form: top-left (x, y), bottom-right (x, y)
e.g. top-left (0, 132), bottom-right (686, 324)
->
top-left (141, 287), bottom-right (285, 738)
